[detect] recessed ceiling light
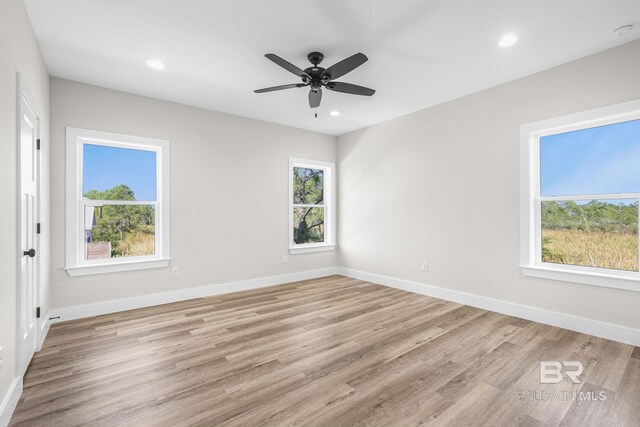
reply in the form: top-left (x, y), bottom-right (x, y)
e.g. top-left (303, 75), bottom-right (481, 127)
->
top-left (613, 25), bottom-right (634, 36)
top-left (145, 59), bottom-right (165, 70)
top-left (498, 34), bottom-right (518, 47)
top-left (329, 110), bottom-right (340, 117)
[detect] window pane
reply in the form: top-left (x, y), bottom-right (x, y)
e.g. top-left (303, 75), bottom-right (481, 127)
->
top-left (84, 205), bottom-right (155, 259)
top-left (541, 199), bottom-right (638, 271)
top-left (540, 119), bottom-right (640, 197)
top-left (293, 167), bottom-right (324, 205)
top-left (293, 207), bottom-right (325, 244)
top-left (83, 144), bottom-right (157, 201)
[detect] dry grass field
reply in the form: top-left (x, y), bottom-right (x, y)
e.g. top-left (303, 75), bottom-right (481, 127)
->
top-left (542, 228), bottom-right (638, 271)
top-left (115, 227), bottom-right (155, 257)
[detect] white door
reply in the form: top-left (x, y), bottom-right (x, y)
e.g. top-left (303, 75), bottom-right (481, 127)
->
top-left (19, 90), bottom-right (39, 374)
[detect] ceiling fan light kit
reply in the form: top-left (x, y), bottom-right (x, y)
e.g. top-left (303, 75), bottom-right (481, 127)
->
top-left (254, 51), bottom-right (376, 110)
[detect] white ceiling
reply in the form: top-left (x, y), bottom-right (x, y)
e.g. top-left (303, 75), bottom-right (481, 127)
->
top-left (23, 0), bottom-right (640, 136)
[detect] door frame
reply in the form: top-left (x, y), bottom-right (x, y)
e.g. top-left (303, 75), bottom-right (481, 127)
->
top-left (16, 73), bottom-right (42, 374)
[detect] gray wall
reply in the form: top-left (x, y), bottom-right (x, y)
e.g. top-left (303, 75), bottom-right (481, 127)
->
top-left (337, 40), bottom-right (640, 330)
top-left (0, 0), bottom-right (50, 414)
top-left (50, 78), bottom-right (337, 309)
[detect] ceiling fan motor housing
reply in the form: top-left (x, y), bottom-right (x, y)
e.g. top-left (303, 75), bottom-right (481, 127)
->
top-left (307, 51), bottom-right (324, 66)
top-left (305, 52), bottom-right (329, 84)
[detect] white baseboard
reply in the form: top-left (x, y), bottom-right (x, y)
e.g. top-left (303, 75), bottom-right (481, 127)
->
top-left (0, 377), bottom-right (22, 427)
top-left (48, 265), bottom-right (640, 347)
top-left (37, 317), bottom-right (51, 351)
top-left (337, 267), bottom-right (640, 347)
top-left (0, 319), bottom-right (50, 427)
top-left (50, 267), bottom-right (340, 323)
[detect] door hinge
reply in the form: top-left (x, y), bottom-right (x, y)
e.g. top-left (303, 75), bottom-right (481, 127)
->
top-left (36, 307), bottom-right (41, 319)
top-left (37, 223), bottom-right (41, 234)
top-left (37, 139), bottom-right (41, 150)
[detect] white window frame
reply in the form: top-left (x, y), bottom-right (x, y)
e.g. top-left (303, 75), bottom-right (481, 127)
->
top-left (65, 127), bottom-right (170, 276)
top-left (520, 99), bottom-right (640, 292)
top-left (289, 157), bottom-right (336, 254)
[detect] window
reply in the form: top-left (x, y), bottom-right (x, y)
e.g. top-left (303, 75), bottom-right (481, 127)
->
top-left (66, 128), bottom-right (170, 276)
top-left (520, 99), bottom-right (640, 291)
top-left (289, 158), bottom-right (335, 254)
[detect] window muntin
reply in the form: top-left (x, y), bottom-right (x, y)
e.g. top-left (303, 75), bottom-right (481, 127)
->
top-left (289, 158), bottom-right (335, 252)
top-left (66, 128), bottom-right (170, 275)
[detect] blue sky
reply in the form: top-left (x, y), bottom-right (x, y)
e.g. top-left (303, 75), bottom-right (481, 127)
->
top-left (540, 119), bottom-right (640, 199)
top-left (83, 144), bottom-right (156, 201)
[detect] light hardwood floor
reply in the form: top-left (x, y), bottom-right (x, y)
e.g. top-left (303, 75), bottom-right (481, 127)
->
top-left (10, 275), bottom-right (640, 426)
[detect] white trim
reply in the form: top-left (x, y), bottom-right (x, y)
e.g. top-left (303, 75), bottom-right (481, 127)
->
top-left (49, 267), bottom-right (340, 322)
top-left (539, 193), bottom-right (640, 202)
top-left (83, 200), bottom-right (157, 206)
top-left (337, 267), bottom-right (640, 347)
top-left (520, 264), bottom-right (640, 291)
top-left (16, 74), bottom-right (40, 117)
top-left (520, 99), bottom-right (640, 291)
top-left (289, 157), bottom-right (336, 252)
top-left (65, 127), bottom-right (171, 276)
top-left (0, 377), bottom-right (22, 427)
top-left (65, 258), bottom-right (171, 277)
top-left (37, 316), bottom-right (51, 352)
top-left (289, 244), bottom-right (336, 254)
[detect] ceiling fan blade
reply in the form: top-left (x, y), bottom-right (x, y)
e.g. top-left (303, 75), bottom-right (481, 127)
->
top-left (322, 53), bottom-right (368, 80)
top-left (265, 54), bottom-right (310, 79)
top-left (325, 82), bottom-right (375, 96)
top-left (254, 83), bottom-right (306, 93)
top-left (309, 89), bottom-right (322, 108)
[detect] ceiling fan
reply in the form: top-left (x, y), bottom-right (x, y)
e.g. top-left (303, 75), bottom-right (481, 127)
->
top-left (254, 52), bottom-right (375, 109)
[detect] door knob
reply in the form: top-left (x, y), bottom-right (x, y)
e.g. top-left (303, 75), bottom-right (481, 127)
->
top-left (23, 249), bottom-right (36, 257)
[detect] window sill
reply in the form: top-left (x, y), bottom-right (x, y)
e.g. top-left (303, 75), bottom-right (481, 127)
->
top-left (66, 258), bottom-right (171, 277)
top-left (520, 265), bottom-right (640, 292)
top-left (289, 244), bottom-right (336, 255)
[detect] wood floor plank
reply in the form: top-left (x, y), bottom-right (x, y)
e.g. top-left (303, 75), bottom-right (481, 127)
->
top-left (10, 275), bottom-right (640, 426)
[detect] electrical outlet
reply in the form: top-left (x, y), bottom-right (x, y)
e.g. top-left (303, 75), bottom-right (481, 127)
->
top-left (421, 262), bottom-right (428, 272)
top-left (282, 256), bottom-right (288, 264)
top-left (0, 347), bottom-right (3, 371)
top-left (171, 267), bottom-right (179, 277)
